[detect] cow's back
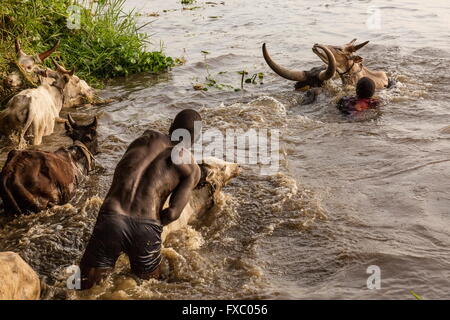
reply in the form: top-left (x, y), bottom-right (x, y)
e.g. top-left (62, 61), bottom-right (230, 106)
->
top-left (27, 86), bottom-right (60, 141)
top-left (0, 85), bottom-right (61, 145)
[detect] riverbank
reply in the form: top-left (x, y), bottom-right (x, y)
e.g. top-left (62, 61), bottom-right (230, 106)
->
top-left (0, 0), bottom-right (173, 89)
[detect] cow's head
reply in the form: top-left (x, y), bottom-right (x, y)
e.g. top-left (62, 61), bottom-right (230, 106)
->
top-left (65, 114), bottom-right (99, 155)
top-left (3, 39), bottom-right (59, 89)
top-left (15, 39), bottom-right (60, 72)
top-left (313, 39), bottom-right (369, 76)
top-left (39, 59), bottom-right (74, 92)
top-left (52, 60), bottom-right (96, 108)
top-left (198, 157), bottom-right (241, 191)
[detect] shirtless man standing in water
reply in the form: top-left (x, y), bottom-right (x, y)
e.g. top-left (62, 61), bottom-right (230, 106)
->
top-left (79, 109), bottom-right (202, 289)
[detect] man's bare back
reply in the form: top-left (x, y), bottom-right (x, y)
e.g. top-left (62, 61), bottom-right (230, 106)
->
top-left (101, 130), bottom-right (199, 223)
top-left (79, 109), bottom-right (202, 289)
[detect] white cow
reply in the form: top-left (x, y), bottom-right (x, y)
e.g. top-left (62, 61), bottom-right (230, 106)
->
top-left (3, 40), bottom-right (96, 109)
top-left (0, 65), bottom-right (73, 145)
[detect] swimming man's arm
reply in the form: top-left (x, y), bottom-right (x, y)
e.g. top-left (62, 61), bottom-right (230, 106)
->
top-left (160, 164), bottom-right (201, 226)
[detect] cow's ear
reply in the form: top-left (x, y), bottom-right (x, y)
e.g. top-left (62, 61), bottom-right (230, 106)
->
top-left (353, 55), bottom-right (363, 63)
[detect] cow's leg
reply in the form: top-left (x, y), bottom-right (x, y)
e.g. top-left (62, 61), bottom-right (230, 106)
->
top-left (19, 128), bottom-right (28, 146)
top-left (33, 134), bottom-right (42, 146)
top-left (10, 176), bottom-right (41, 214)
top-left (31, 122), bottom-right (44, 145)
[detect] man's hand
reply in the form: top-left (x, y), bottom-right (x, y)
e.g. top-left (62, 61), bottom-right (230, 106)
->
top-left (160, 208), bottom-right (177, 226)
top-left (160, 162), bottom-right (201, 226)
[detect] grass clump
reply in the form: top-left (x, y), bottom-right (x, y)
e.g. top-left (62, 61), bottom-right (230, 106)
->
top-left (0, 0), bottom-right (174, 86)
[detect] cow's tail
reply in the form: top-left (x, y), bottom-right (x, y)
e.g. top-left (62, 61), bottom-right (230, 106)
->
top-left (0, 109), bottom-right (8, 137)
top-left (21, 105), bottom-right (35, 144)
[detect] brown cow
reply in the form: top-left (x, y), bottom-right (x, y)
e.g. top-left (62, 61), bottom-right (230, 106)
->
top-left (313, 39), bottom-right (389, 88)
top-left (0, 114), bottom-right (98, 215)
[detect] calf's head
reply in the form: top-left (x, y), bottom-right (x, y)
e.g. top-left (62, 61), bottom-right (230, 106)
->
top-left (65, 114), bottom-right (99, 155)
top-left (198, 157), bottom-right (240, 191)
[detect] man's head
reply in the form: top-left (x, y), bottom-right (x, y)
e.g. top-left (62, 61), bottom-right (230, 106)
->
top-left (169, 109), bottom-right (202, 145)
top-left (356, 77), bottom-right (375, 99)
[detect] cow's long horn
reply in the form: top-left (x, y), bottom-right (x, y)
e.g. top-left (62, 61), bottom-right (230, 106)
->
top-left (353, 40), bottom-right (369, 52)
top-left (52, 58), bottom-right (73, 75)
top-left (67, 114), bottom-right (78, 128)
top-left (52, 59), bottom-right (66, 72)
top-left (38, 40), bottom-right (60, 62)
top-left (15, 39), bottom-right (26, 57)
top-left (262, 43), bottom-right (307, 82)
top-left (316, 45), bottom-right (336, 81)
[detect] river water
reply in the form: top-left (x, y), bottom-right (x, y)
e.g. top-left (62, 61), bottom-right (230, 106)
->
top-left (0, 0), bottom-right (449, 299)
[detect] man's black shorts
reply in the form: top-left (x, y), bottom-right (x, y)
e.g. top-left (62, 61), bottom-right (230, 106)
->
top-left (80, 211), bottom-right (163, 276)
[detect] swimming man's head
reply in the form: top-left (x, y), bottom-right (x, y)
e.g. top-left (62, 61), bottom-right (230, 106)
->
top-left (169, 109), bottom-right (202, 145)
top-left (356, 77), bottom-right (376, 99)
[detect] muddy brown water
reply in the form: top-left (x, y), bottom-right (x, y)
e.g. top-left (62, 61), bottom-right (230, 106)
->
top-left (0, 0), bottom-right (449, 299)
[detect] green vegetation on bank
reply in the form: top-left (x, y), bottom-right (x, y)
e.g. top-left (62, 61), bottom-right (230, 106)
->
top-left (0, 0), bottom-right (174, 86)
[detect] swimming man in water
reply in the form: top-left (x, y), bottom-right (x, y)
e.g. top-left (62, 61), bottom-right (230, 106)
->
top-left (336, 77), bottom-right (381, 115)
top-left (79, 109), bottom-right (202, 289)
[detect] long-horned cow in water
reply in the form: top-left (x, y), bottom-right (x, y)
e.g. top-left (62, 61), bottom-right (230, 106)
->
top-left (262, 39), bottom-right (389, 90)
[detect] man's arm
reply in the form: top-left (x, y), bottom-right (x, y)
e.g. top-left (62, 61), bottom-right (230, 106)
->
top-left (160, 163), bottom-right (201, 226)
